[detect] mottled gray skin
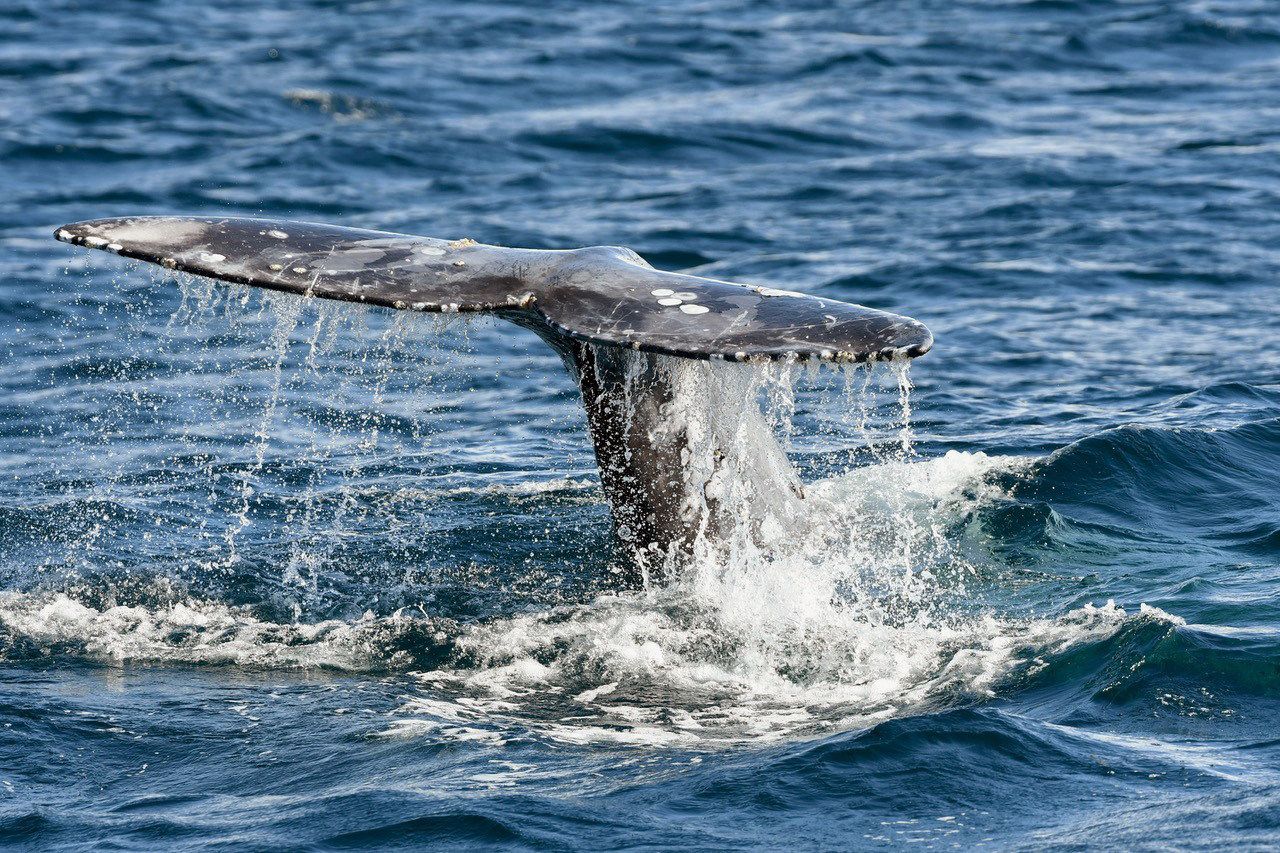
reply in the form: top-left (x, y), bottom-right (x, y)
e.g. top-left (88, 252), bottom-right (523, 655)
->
top-left (55, 216), bottom-right (932, 582)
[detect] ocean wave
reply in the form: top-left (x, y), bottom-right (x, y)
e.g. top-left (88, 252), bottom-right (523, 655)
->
top-left (1022, 418), bottom-right (1280, 553)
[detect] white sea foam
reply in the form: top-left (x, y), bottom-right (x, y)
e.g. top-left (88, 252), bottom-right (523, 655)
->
top-left (0, 591), bottom-right (381, 668)
top-left (377, 597), bottom-right (1155, 747)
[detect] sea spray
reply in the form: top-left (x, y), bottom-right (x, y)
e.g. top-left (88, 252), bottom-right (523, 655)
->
top-left (377, 348), bottom-right (1049, 742)
top-left (4, 280), bottom-right (1157, 745)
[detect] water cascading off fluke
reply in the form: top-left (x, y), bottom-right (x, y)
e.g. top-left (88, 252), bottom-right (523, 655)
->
top-left (55, 215), bottom-right (933, 581)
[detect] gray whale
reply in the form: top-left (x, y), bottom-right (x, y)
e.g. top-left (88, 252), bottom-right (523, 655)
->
top-left (55, 216), bottom-right (932, 583)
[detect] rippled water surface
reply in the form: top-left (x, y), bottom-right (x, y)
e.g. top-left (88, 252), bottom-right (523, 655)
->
top-left (3, 1), bottom-right (1280, 850)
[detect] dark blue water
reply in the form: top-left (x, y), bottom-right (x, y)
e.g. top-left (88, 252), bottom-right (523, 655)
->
top-left (4, 0), bottom-right (1280, 849)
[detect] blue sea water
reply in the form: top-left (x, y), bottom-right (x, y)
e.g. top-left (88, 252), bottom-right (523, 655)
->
top-left (3, 0), bottom-right (1280, 849)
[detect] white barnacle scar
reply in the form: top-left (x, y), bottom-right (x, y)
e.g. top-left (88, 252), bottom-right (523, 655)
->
top-left (651, 288), bottom-right (709, 314)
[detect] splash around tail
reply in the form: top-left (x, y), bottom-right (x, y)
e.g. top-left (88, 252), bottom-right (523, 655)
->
top-left (55, 216), bottom-right (933, 581)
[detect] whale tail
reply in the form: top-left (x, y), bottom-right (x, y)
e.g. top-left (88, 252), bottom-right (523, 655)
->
top-left (56, 216), bottom-right (933, 581)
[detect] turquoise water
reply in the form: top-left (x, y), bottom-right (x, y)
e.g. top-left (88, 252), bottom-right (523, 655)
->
top-left (3, 1), bottom-right (1280, 849)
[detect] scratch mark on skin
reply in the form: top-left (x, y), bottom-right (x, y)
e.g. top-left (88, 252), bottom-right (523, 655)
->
top-left (712, 309), bottom-right (754, 343)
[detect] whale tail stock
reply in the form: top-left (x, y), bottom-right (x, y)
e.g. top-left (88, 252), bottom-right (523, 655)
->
top-left (55, 216), bottom-right (933, 582)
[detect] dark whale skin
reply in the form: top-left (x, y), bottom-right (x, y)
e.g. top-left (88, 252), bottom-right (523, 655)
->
top-left (55, 216), bottom-right (932, 364)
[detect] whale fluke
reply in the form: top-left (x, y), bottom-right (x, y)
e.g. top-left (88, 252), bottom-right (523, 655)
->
top-left (54, 216), bottom-right (931, 363)
top-left (56, 215), bottom-right (933, 583)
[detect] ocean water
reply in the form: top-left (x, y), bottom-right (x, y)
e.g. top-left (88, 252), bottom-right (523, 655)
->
top-left (3, 0), bottom-right (1280, 849)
